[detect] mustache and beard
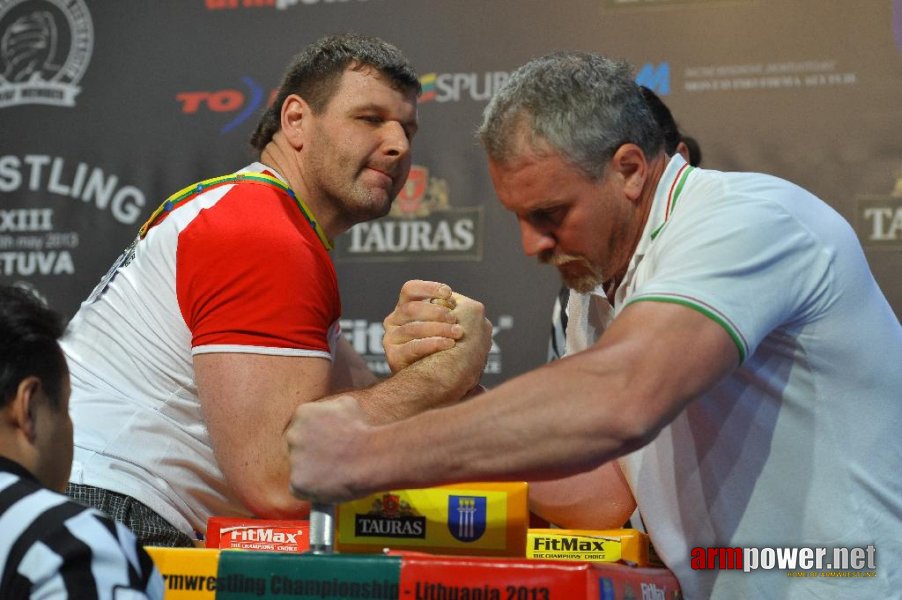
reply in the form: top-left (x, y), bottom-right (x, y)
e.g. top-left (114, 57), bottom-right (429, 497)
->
top-left (539, 250), bottom-right (606, 294)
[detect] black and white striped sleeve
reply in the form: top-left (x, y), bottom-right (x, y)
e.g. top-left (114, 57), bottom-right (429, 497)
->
top-left (0, 472), bottom-right (164, 599)
top-left (547, 286), bottom-right (570, 362)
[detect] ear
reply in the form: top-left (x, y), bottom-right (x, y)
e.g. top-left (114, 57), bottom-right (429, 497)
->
top-left (280, 94), bottom-right (310, 151)
top-left (7, 376), bottom-right (42, 443)
top-left (609, 144), bottom-right (649, 203)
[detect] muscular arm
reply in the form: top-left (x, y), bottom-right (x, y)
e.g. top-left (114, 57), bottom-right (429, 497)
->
top-left (288, 299), bottom-right (740, 503)
top-left (530, 286), bottom-right (635, 529)
top-left (330, 335), bottom-right (378, 392)
top-left (528, 461), bottom-right (636, 530)
top-left (195, 352), bottom-right (331, 518)
top-left (342, 290), bottom-right (491, 424)
top-left (197, 284), bottom-right (490, 518)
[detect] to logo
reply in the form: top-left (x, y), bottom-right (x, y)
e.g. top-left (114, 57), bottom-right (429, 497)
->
top-left (0, 0), bottom-right (94, 108)
top-left (447, 495), bottom-right (486, 542)
top-left (176, 76), bottom-right (269, 134)
top-left (636, 62), bottom-right (670, 96)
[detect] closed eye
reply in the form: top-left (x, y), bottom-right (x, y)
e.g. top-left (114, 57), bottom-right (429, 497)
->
top-left (528, 206), bottom-right (566, 227)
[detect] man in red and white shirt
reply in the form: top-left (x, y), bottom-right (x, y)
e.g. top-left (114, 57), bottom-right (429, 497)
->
top-left (62, 34), bottom-right (492, 546)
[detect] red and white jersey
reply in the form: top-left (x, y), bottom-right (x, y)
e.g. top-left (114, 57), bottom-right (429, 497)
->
top-left (62, 163), bottom-right (340, 538)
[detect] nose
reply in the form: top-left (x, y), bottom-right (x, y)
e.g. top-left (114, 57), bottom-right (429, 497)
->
top-left (519, 219), bottom-right (555, 257)
top-left (383, 121), bottom-right (411, 158)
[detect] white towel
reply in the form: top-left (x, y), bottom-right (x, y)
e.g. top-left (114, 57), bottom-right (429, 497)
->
top-left (565, 286), bottom-right (615, 356)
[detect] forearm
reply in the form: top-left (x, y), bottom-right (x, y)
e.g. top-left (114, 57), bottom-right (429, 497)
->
top-left (231, 433), bottom-right (313, 519)
top-left (527, 462), bottom-right (636, 530)
top-left (356, 352), bottom-right (650, 494)
top-left (330, 336), bottom-right (379, 393)
top-left (358, 303), bottom-right (740, 494)
top-left (349, 355), bottom-right (476, 425)
top-left (288, 300), bottom-right (741, 505)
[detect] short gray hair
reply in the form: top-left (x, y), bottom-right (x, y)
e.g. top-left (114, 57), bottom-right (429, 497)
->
top-left (478, 52), bottom-right (663, 180)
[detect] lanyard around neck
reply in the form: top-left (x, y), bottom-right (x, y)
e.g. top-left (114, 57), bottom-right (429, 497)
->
top-left (138, 172), bottom-right (333, 251)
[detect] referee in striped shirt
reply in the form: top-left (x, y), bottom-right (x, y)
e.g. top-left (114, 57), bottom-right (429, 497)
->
top-left (0, 285), bottom-right (163, 599)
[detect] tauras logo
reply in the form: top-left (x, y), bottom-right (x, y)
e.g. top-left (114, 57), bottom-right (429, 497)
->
top-left (335, 165), bottom-right (483, 262)
top-left (0, 0), bottom-right (93, 108)
top-left (856, 166), bottom-right (902, 248)
top-left (354, 493), bottom-right (426, 539)
top-left (355, 515), bottom-right (425, 538)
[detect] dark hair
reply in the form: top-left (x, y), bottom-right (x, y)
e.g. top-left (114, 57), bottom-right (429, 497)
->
top-left (639, 86), bottom-right (681, 156)
top-left (681, 135), bottom-right (703, 167)
top-left (250, 33), bottom-right (420, 151)
top-left (0, 285), bottom-right (66, 409)
top-left (640, 86), bottom-right (702, 167)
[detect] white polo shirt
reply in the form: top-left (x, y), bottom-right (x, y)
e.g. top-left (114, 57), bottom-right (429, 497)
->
top-left (566, 155), bottom-right (902, 598)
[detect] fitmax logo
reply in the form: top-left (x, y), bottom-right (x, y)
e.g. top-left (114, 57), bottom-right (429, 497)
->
top-left (340, 315), bottom-right (513, 375)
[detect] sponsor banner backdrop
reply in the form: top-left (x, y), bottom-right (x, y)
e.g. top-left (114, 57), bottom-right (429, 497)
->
top-left (1, 0), bottom-right (899, 387)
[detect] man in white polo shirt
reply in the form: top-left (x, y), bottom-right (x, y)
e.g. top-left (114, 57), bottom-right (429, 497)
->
top-left (286, 51), bottom-right (902, 598)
